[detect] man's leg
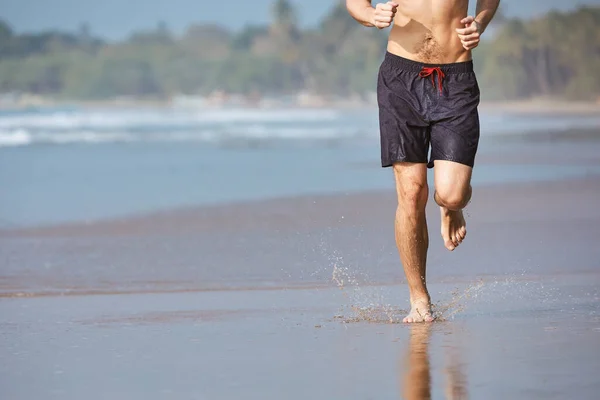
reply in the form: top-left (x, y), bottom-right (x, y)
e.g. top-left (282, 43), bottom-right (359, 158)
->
top-left (393, 162), bottom-right (434, 323)
top-left (433, 160), bottom-right (473, 251)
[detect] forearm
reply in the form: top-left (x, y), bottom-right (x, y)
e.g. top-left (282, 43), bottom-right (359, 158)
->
top-left (346, 0), bottom-right (375, 27)
top-left (475, 0), bottom-right (500, 33)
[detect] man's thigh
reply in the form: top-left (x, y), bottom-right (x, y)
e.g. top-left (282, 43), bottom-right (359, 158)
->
top-left (428, 68), bottom-right (480, 170)
top-left (433, 160), bottom-right (472, 200)
top-left (429, 76), bottom-right (479, 200)
top-left (378, 53), bottom-right (431, 168)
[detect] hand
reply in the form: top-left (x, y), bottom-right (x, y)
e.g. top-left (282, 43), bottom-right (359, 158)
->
top-left (456, 16), bottom-right (482, 50)
top-left (372, 2), bottom-right (398, 30)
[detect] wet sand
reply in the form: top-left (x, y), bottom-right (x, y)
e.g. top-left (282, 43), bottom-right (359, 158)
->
top-left (2, 145), bottom-right (600, 398)
top-left (1, 279), bottom-right (599, 399)
top-left (1, 175), bottom-right (600, 297)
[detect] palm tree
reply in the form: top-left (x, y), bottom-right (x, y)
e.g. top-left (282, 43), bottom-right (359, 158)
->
top-left (270, 0), bottom-right (300, 63)
top-left (272, 0), bottom-right (296, 30)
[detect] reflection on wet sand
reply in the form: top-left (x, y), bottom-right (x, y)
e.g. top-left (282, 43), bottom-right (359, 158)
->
top-left (401, 324), bottom-right (468, 400)
top-left (443, 331), bottom-right (468, 400)
top-left (401, 324), bottom-right (432, 400)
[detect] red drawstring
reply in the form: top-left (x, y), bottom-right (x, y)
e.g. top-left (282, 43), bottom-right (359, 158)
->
top-left (419, 67), bottom-right (445, 95)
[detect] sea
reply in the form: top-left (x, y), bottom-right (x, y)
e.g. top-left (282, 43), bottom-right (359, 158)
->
top-left (1, 105), bottom-right (600, 227)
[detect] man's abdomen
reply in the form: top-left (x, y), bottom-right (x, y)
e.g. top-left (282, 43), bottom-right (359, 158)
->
top-left (387, 0), bottom-right (471, 64)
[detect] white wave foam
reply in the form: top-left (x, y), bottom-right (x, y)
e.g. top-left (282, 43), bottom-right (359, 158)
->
top-left (38, 131), bottom-right (138, 144)
top-left (0, 129), bottom-right (138, 147)
top-left (0, 108), bottom-right (341, 131)
top-left (221, 125), bottom-right (357, 140)
top-left (0, 125), bottom-right (369, 148)
top-left (0, 129), bottom-right (32, 147)
top-left (2, 108), bottom-right (599, 146)
top-left (0, 106), bottom-right (375, 148)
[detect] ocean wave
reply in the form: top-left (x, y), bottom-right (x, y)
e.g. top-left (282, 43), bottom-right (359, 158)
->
top-left (0, 130), bottom-right (136, 147)
top-left (3, 106), bottom-right (597, 148)
top-left (0, 107), bottom-right (374, 147)
top-left (0, 129), bottom-right (31, 146)
top-left (0, 126), bottom-right (369, 148)
top-left (0, 108), bottom-right (342, 131)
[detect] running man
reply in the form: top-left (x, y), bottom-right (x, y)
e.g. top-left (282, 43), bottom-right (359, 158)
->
top-left (346, 0), bottom-right (500, 322)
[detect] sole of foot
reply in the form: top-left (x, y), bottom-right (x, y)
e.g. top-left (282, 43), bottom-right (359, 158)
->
top-left (440, 207), bottom-right (467, 251)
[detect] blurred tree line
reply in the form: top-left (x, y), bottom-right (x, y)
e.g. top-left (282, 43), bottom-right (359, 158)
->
top-left (0, 1), bottom-right (598, 101)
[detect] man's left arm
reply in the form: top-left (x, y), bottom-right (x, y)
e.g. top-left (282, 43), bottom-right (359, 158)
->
top-left (456, 0), bottom-right (501, 50)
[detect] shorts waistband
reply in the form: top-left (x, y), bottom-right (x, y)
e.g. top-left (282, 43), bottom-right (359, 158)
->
top-left (383, 51), bottom-right (474, 74)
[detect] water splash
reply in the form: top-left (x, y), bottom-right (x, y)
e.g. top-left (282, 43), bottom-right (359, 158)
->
top-left (432, 279), bottom-right (485, 321)
top-left (330, 258), bottom-right (404, 323)
top-left (326, 250), bottom-right (577, 324)
top-left (331, 258), bottom-right (486, 324)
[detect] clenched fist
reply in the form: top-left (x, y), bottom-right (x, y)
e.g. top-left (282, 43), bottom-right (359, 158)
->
top-left (372, 2), bottom-right (398, 29)
top-left (456, 16), bottom-right (482, 50)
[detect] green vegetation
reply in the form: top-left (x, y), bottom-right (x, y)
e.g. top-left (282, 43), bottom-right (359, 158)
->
top-left (477, 7), bottom-right (600, 101)
top-left (0, 2), bottom-right (598, 101)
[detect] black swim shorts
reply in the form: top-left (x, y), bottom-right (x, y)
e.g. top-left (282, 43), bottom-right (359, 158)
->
top-left (377, 51), bottom-right (480, 169)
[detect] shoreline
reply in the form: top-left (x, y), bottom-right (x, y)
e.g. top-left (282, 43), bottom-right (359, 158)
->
top-left (2, 175), bottom-right (599, 305)
top-left (2, 175), bottom-right (599, 237)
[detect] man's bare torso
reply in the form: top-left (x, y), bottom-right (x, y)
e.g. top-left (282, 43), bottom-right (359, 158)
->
top-left (387, 0), bottom-right (471, 64)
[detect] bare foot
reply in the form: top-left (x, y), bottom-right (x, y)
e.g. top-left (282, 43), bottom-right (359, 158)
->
top-left (440, 207), bottom-right (467, 251)
top-left (403, 298), bottom-right (435, 323)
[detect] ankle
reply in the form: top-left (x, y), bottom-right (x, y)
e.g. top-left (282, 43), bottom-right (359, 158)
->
top-left (409, 293), bottom-right (431, 304)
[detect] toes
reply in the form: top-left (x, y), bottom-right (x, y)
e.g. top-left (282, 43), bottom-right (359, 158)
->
top-left (451, 233), bottom-right (459, 247)
top-left (442, 229), bottom-right (455, 251)
top-left (455, 228), bottom-right (466, 245)
top-left (403, 314), bottom-right (434, 323)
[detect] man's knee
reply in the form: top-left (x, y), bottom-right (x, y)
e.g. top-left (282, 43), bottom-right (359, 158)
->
top-left (435, 185), bottom-right (471, 210)
top-left (398, 180), bottom-right (429, 210)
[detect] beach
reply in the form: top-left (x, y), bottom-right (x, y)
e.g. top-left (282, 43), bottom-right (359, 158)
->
top-left (1, 278), bottom-right (598, 399)
top-left (1, 106), bottom-right (600, 399)
top-left (2, 175), bottom-right (600, 296)
top-left (2, 178), bottom-right (600, 399)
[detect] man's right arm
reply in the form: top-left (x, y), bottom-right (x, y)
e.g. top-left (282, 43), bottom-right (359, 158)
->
top-left (346, 1), bottom-right (398, 29)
